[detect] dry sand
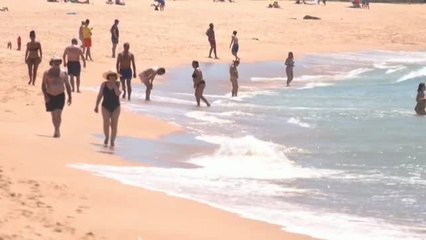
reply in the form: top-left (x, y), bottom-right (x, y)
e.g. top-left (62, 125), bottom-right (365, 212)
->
top-left (0, 0), bottom-right (426, 239)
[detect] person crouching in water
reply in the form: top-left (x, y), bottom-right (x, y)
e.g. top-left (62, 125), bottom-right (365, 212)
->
top-left (94, 70), bottom-right (122, 147)
top-left (230, 60), bottom-right (239, 97)
top-left (192, 61), bottom-right (210, 107)
top-left (41, 56), bottom-right (72, 138)
top-left (138, 67), bottom-right (166, 101)
top-left (415, 83), bottom-right (426, 115)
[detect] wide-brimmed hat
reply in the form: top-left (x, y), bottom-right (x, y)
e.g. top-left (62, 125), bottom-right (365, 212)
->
top-left (49, 56), bottom-right (62, 66)
top-left (102, 69), bottom-right (121, 80)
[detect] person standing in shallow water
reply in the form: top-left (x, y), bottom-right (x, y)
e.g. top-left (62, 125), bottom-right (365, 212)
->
top-left (25, 30), bottom-right (42, 85)
top-left (192, 61), bottom-right (210, 107)
top-left (415, 83), bottom-right (426, 115)
top-left (138, 67), bottom-right (166, 101)
top-left (206, 23), bottom-right (218, 59)
top-left (285, 52), bottom-right (294, 87)
top-left (116, 42), bottom-right (137, 100)
top-left (94, 70), bottom-right (122, 147)
top-left (229, 31), bottom-right (240, 61)
top-left (41, 57), bottom-right (72, 138)
top-left (229, 60), bottom-right (239, 97)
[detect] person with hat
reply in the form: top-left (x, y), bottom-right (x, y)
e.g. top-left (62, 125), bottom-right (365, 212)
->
top-left (41, 56), bottom-right (72, 138)
top-left (94, 70), bottom-right (122, 147)
top-left (63, 38), bottom-right (86, 93)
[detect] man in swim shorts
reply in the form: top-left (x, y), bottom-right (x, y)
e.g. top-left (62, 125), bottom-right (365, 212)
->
top-left (110, 19), bottom-right (119, 58)
top-left (116, 42), bottom-right (136, 100)
top-left (63, 38), bottom-right (86, 92)
top-left (83, 19), bottom-right (93, 61)
top-left (41, 56), bottom-right (72, 138)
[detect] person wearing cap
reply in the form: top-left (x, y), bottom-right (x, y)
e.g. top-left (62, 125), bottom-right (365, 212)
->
top-left (25, 30), bottom-right (42, 85)
top-left (116, 42), bottom-right (136, 100)
top-left (63, 38), bottom-right (86, 93)
top-left (138, 67), bottom-right (166, 101)
top-left (94, 70), bottom-right (122, 147)
top-left (41, 57), bottom-right (72, 138)
top-left (206, 23), bottom-right (218, 59)
top-left (82, 19), bottom-right (93, 61)
top-left (110, 19), bottom-right (119, 58)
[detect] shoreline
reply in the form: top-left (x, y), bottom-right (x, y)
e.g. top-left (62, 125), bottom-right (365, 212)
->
top-left (1, 0), bottom-right (426, 239)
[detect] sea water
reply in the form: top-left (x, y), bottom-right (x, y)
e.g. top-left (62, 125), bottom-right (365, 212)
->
top-left (73, 50), bottom-right (426, 240)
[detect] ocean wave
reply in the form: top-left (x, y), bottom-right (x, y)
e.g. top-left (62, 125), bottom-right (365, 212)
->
top-left (296, 82), bottom-right (335, 89)
top-left (287, 117), bottom-right (312, 128)
top-left (193, 135), bottom-right (332, 179)
top-left (395, 66), bottom-right (426, 83)
top-left (185, 111), bottom-right (233, 124)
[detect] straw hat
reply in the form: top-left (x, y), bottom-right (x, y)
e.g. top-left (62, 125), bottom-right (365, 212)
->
top-left (49, 56), bottom-right (62, 66)
top-left (102, 69), bottom-right (121, 80)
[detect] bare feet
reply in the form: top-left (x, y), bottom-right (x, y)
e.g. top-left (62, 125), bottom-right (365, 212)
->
top-left (104, 138), bottom-right (109, 146)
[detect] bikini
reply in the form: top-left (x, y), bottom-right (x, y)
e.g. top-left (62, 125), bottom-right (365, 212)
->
top-left (192, 71), bottom-right (205, 87)
top-left (102, 82), bottom-right (120, 113)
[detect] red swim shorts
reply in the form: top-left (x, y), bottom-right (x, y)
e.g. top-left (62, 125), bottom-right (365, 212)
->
top-left (83, 38), bottom-right (92, 48)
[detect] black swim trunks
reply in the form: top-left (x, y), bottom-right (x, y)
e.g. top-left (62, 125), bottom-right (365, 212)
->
top-left (67, 61), bottom-right (81, 76)
top-left (45, 93), bottom-right (65, 112)
top-left (119, 68), bottom-right (133, 80)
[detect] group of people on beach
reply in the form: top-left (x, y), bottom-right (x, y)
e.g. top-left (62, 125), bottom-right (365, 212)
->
top-left (19, 15), bottom-right (296, 146)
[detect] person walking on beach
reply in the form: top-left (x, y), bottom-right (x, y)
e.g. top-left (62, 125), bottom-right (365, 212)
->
top-left (63, 38), bottom-right (86, 93)
top-left (110, 19), bottom-right (119, 58)
top-left (17, 35), bottom-right (21, 51)
top-left (94, 70), bottom-right (122, 147)
top-left (116, 42), bottom-right (136, 100)
top-left (285, 52), bottom-right (294, 87)
top-left (138, 67), bottom-right (166, 101)
top-left (192, 60), bottom-right (210, 107)
top-left (25, 30), bottom-right (42, 86)
top-left (415, 83), bottom-right (426, 115)
top-left (206, 23), bottom-right (218, 59)
top-left (229, 60), bottom-right (239, 97)
top-left (83, 19), bottom-right (93, 61)
top-left (41, 56), bottom-right (72, 138)
top-left (229, 31), bottom-right (240, 61)
top-left (79, 20), bottom-right (85, 53)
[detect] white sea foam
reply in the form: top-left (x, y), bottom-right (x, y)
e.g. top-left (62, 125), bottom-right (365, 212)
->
top-left (395, 66), bottom-right (426, 83)
top-left (386, 66), bottom-right (406, 74)
top-left (70, 159), bottom-right (425, 240)
top-left (192, 135), bottom-right (330, 179)
top-left (296, 82), bottom-right (335, 89)
top-left (185, 111), bottom-right (232, 124)
top-left (287, 117), bottom-right (312, 128)
top-left (251, 77), bottom-right (285, 82)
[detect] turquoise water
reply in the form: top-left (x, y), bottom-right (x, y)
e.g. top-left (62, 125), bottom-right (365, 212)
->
top-left (74, 50), bottom-right (426, 240)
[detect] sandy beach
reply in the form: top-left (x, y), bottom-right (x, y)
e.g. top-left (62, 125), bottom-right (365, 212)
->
top-left (1, 0), bottom-right (426, 239)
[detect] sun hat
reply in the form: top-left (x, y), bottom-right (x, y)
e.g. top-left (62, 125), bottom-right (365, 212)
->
top-left (49, 56), bottom-right (62, 66)
top-left (102, 69), bottom-right (121, 80)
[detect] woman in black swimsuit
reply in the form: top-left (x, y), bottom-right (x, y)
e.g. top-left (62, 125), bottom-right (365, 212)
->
top-left (95, 70), bottom-right (122, 147)
top-left (192, 60), bottom-right (210, 107)
top-left (25, 30), bottom-right (42, 85)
